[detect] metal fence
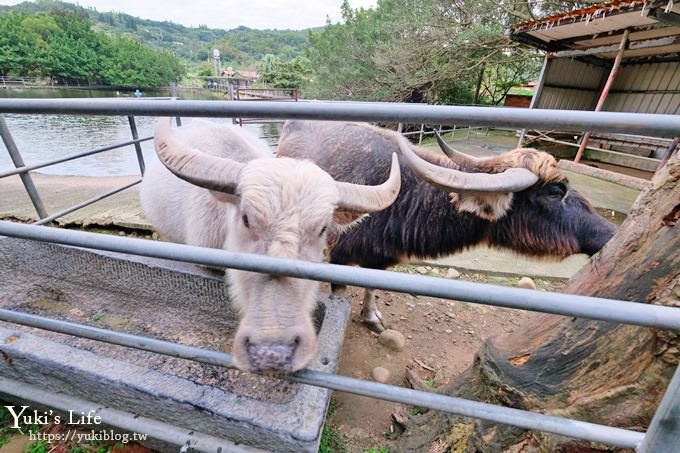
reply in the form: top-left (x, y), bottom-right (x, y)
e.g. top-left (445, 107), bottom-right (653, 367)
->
top-left (0, 99), bottom-right (679, 452)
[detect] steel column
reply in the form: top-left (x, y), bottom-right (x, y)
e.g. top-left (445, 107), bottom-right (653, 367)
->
top-left (575, 29), bottom-right (630, 163)
top-left (0, 116), bottom-right (49, 219)
top-left (32, 180), bottom-right (141, 225)
top-left (1, 99), bottom-right (679, 137)
top-left (637, 364), bottom-right (680, 452)
top-left (0, 136), bottom-right (153, 179)
top-left (1, 221), bottom-right (680, 331)
top-left (169, 82), bottom-right (181, 126)
top-left (0, 308), bottom-right (645, 448)
top-left (518, 53), bottom-right (551, 146)
top-left (127, 116), bottom-right (146, 175)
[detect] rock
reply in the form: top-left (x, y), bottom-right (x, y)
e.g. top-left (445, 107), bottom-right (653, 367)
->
top-left (518, 276), bottom-right (536, 290)
top-left (378, 329), bottom-right (406, 351)
top-left (444, 329), bottom-right (453, 334)
top-left (416, 266), bottom-right (428, 274)
top-left (118, 231), bottom-right (125, 236)
top-left (151, 232), bottom-right (159, 240)
top-left (371, 366), bottom-right (390, 383)
top-left (446, 268), bottom-right (461, 279)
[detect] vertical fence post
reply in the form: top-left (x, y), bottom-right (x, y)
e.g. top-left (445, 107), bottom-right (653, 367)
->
top-left (169, 82), bottom-right (181, 127)
top-left (637, 363), bottom-right (680, 452)
top-left (418, 123), bottom-right (425, 145)
top-left (0, 116), bottom-right (49, 220)
top-left (127, 116), bottom-right (146, 175)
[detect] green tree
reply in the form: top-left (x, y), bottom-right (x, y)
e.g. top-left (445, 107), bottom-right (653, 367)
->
top-left (258, 55), bottom-right (311, 89)
top-left (307, 0), bottom-right (542, 103)
top-left (0, 9), bottom-right (185, 87)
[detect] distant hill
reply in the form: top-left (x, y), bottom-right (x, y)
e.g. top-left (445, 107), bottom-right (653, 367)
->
top-left (0, 0), bottom-right (313, 67)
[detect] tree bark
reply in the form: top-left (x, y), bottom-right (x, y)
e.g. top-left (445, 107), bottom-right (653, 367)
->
top-left (397, 154), bottom-right (680, 452)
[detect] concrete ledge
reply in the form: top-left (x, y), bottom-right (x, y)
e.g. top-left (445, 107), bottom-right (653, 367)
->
top-left (582, 147), bottom-right (660, 172)
top-left (558, 160), bottom-right (650, 190)
top-left (0, 238), bottom-right (351, 452)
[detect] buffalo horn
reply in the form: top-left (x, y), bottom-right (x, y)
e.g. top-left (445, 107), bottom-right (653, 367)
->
top-left (335, 153), bottom-right (401, 212)
top-left (153, 117), bottom-right (243, 194)
top-left (397, 135), bottom-right (538, 193)
top-left (434, 129), bottom-right (481, 167)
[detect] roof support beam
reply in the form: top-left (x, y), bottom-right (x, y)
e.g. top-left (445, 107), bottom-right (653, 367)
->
top-left (554, 33), bottom-right (680, 58)
top-left (575, 29), bottom-right (630, 163)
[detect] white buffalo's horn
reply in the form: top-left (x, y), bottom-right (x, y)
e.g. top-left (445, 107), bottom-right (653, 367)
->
top-left (396, 135), bottom-right (538, 193)
top-left (434, 129), bottom-right (481, 167)
top-left (335, 153), bottom-right (401, 212)
top-left (153, 118), bottom-right (244, 194)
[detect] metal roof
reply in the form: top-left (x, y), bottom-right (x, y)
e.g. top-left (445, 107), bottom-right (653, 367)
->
top-left (509, 0), bottom-right (680, 61)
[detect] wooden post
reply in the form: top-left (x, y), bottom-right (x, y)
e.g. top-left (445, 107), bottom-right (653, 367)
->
top-left (517, 53), bottom-right (550, 147)
top-left (657, 136), bottom-right (679, 172)
top-left (574, 29), bottom-right (630, 163)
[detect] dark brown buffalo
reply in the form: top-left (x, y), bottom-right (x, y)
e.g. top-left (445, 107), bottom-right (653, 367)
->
top-left (277, 121), bottom-right (617, 332)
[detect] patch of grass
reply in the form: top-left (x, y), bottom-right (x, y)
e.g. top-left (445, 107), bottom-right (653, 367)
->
top-left (424, 378), bottom-right (436, 388)
top-left (70, 447), bottom-right (90, 453)
top-left (0, 403), bottom-right (43, 448)
top-left (319, 397), bottom-right (346, 453)
top-left (318, 423), bottom-right (347, 453)
top-left (26, 440), bottom-right (49, 453)
top-left (364, 448), bottom-right (389, 453)
top-left (410, 407), bottom-right (424, 416)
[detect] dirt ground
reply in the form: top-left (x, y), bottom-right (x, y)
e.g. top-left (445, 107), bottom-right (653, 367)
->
top-left (324, 265), bottom-right (566, 453)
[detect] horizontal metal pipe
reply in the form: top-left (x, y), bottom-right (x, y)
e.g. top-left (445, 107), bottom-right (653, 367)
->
top-left (0, 307), bottom-right (644, 448)
top-left (0, 136), bottom-right (153, 178)
top-left (32, 180), bottom-right (141, 226)
top-left (0, 377), bottom-right (259, 453)
top-left (0, 99), bottom-right (678, 137)
top-left (1, 221), bottom-right (679, 331)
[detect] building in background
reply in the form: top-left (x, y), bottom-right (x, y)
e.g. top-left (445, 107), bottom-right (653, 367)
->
top-left (509, 0), bottom-right (680, 173)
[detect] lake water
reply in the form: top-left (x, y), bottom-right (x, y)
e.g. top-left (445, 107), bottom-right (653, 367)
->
top-left (0, 87), bottom-right (282, 176)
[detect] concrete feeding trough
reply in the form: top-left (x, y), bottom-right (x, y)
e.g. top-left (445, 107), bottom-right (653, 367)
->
top-left (0, 237), bottom-right (351, 452)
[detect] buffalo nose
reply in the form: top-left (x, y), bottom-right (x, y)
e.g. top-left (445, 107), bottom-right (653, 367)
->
top-left (247, 340), bottom-right (298, 372)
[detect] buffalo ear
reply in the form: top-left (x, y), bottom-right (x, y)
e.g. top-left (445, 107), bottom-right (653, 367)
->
top-left (450, 192), bottom-right (513, 221)
top-left (210, 191), bottom-right (240, 205)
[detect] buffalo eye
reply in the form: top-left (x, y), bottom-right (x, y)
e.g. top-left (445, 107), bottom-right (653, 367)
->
top-left (242, 214), bottom-right (249, 228)
top-left (319, 225), bottom-right (328, 237)
top-left (547, 183), bottom-right (566, 199)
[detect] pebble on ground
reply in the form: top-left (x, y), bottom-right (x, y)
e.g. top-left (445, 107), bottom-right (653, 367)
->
top-left (518, 276), bottom-right (536, 290)
top-left (371, 366), bottom-right (390, 383)
top-left (378, 329), bottom-right (406, 351)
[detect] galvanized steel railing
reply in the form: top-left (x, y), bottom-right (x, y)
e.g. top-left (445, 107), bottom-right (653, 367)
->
top-left (0, 99), bottom-right (678, 452)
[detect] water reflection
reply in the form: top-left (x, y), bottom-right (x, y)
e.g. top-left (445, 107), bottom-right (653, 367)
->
top-left (0, 88), bottom-right (282, 176)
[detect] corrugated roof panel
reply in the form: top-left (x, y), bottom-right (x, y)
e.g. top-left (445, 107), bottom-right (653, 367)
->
top-left (524, 11), bottom-right (657, 42)
top-left (573, 26), bottom-right (680, 48)
top-left (537, 87), bottom-right (598, 110)
top-left (545, 58), bottom-right (604, 89)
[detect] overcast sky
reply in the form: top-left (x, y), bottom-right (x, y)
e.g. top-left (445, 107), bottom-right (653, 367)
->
top-left (0, 0), bottom-right (377, 29)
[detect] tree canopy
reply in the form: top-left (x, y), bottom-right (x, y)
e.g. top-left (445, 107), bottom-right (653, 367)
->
top-left (305, 0), bottom-right (575, 103)
top-left (0, 10), bottom-right (185, 87)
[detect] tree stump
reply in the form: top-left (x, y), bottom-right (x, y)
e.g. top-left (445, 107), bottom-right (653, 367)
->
top-left (397, 155), bottom-right (680, 452)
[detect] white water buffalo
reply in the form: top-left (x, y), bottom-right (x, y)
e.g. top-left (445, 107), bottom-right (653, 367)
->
top-left (278, 121), bottom-right (617, 332)
top-left (140, 118), bottom-right (401, 372)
